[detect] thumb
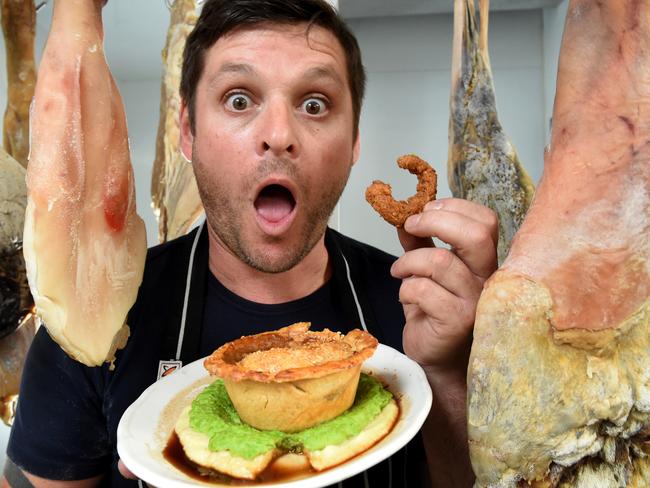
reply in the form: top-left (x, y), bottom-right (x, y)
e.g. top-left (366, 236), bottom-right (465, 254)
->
top-left (118, 459), bottom-right (138, 480)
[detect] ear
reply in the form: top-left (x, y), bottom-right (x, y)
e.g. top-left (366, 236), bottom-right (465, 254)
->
top-left (351, 131), bottom-right (361, 166)
top-left (179, 98), bottom-right (194, 162)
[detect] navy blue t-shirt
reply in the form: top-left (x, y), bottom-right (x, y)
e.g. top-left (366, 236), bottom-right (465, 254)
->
top-left (201, 271), bottom-right (360, 355)
top-left (7, 226), bottom-right (427, 487)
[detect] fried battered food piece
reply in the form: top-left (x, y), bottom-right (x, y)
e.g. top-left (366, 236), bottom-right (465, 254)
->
top-left (365, 154), bottom-right (437, 227)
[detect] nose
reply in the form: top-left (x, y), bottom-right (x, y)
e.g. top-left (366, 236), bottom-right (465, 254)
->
top-left (256, 97), bottom-right (299, 157)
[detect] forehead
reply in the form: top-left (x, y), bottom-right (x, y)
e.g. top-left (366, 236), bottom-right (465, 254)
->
top-left (201, 22), bottom-right (349, 86)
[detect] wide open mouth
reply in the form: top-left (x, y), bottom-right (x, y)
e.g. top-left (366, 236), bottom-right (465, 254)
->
top-left (254, 184), bottom-right (296, 223)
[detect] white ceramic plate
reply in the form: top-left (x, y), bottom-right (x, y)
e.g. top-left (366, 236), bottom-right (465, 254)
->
top-left (117, 343), bottom-right (432, 487)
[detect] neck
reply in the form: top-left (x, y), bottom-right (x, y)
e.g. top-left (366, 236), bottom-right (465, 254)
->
top-left (206, 230), bottom-right (331, 305)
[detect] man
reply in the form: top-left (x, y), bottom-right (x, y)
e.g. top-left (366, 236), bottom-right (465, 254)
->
top-left (4, 0), bottom-right (497, 486)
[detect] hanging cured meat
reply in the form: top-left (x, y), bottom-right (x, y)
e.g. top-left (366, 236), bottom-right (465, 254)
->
top-left (447, 0), bottom-right (535, 264)
top-left (0, 0), bottom-right (37, 427)
top-left (467, 1), bottom-right (649, 486)
top-left (23, 0), bottom-right (147, 367)
top-left (0, 314), bottom-right (35, 426)
top-left (0, 148), bottom-right (34, 427)
top-left (0, 149), bottom-right (30, 340)
top-left (151, 0), bottom-right (203, 243)
top-left (1, 0), bottom-right (36, 167)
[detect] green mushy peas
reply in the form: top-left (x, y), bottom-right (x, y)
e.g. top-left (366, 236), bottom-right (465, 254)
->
top-left (189, 374), bottom-right (393, 459)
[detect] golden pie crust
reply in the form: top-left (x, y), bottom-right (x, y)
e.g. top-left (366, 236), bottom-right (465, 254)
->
top-left (204, 322), bottom-right (378, 382)
top-left (203, 322), bottom-right (379, 432)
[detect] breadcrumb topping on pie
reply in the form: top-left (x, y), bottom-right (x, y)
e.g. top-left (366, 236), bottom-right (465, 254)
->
top-left (238, 340), bottom-right (355, 373)
top-left (204, 322), bottom-right (378, 382)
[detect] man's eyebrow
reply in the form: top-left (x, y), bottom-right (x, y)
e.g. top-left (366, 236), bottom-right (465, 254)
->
top-left (207, 62), bottom-right (257, 86)
top-left (219, 62), bottom-right (256, 75)
top-left (302, 66), bottom-right (345, 86)
top-left (206, 63), bottom-right (345, 87)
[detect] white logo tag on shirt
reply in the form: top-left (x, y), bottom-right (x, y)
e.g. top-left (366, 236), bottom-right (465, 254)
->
top-left (157, 360), bottom-right (183, 380)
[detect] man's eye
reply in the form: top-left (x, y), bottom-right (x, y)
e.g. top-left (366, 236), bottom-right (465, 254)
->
top-left (302, 98), bottom-right (326, 115)
top-left (226, 93), bottom-right (251, 111)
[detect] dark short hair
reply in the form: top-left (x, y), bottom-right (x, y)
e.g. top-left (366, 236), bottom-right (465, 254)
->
top-left (180, 0), bottom-right (366, 136)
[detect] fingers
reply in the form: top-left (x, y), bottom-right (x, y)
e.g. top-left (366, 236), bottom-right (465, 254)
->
top-left (391, 198), bottom-right (496, 373)
top-left (391, 247), bottom-right (482, 299)
top-left (118, 459), bottom-right (138, 480)
top-left (422, 198), bottom-right (499, 244)
top-left (403, 198), bottom-right (498, 278)
top-left (398, 276), bottom-right (478, 328)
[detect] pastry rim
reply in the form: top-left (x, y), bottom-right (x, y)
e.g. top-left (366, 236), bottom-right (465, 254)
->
top-left (203, 322), bottom-right (378, 383)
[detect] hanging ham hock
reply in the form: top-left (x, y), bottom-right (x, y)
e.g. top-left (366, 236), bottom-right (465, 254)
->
top-left (1, 0), bottom-right (36, 168)
top-left (0, 0), bottom-right (37, 427)
top-left (23, 0), bottom-right (147, 367)
top-left (448, 0), bottom-right (535, 265)
top-left (468, 1), bottom-right (650, 486)
top-left (467, 1), bottom-right (650, 486)
top-left (0, 148), bottom-right (35, 425)
top-left (0, 149), bottom-right (30, 339)
top-left (151, 0), bottom-right (203, 243)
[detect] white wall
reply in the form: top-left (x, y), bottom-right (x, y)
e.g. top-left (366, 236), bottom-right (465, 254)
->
top-left (0, 6), bottom-right (558, 470)
top-left (542, 0), bottom-right (569, 143)
top-left (120, 80), bottom-right (167, 245)
top-left (343, 10), bottom-right (546, 255)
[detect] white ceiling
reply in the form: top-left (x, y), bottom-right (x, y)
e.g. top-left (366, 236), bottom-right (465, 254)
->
top-left (34, 0), bottom-right (563, 81)
top-left (339, 0), bottom-right (562, 17)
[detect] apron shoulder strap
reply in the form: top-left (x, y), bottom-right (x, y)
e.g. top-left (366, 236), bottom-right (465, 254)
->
top-left (158, 221), bottom-right (208, 379)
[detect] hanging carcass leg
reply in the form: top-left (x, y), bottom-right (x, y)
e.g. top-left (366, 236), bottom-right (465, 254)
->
top-left (0, 312), bottom-right (35, 426)
top-left (151, 0), bottom-right (203, 243)
top-left (23, 0), bottom-right (147, 367)
top-left (0, 149), bottom-right (35, 426)
top-left (0, 149), bottom-right (30, 340)
top-left (467, 1), bottom-right (649, 486)
top-left (0, 0), bottom-right (37, 426)
top-left (1, 0), bottom-right (36, 340)
top-left (448, 0), bottom-right (535, 264)
top-left (1, 0), bottom-right (36, 168)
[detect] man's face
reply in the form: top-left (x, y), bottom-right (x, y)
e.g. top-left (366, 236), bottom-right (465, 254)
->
top-left (180, 23), bottom-right (360, 273)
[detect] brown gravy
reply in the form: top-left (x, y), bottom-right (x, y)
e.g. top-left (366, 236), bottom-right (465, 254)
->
top-left (161, 376), bottom-right (403, 485)
top-left (163, 432), bottom-right (315, 485)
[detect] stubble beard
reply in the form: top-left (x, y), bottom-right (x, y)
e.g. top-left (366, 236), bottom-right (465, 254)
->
top-left (193, 154), bottom-right (351, 274)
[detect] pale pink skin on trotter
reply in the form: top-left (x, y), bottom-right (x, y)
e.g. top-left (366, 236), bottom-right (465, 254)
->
top-left (23, 0), bottom-right (146, 366)
top-left (501, 0), bottom-right (650, 332)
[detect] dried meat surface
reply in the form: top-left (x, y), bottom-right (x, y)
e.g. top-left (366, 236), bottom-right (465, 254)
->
top-left (23, 0), bottom-right (146, 367)
top-left (151, 0), bottom-right (203, 243)
top-left (1, 0), bottom-right (36, 167)
top-left (468, 1), bottom-right (650, 485)
top-left (447, 0), bottom-right (535, 264)
top-left (0, 150), bottom-right (29, 339)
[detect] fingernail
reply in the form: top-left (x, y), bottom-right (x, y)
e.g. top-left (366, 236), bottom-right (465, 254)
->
top-left (425, 200), bottom-right (443, 211)
top-left (405, 214), bottom-right (420, 229)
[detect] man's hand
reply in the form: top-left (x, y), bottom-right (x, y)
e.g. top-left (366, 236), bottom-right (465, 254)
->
top-left (390, 198), bottom-right (498, 488)
top-left (391, 198), bottom-right (498, 375)
top-left (2, 458), bottom-right (103, 487)
top-left (117, 460), bottom-right (137, 481)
